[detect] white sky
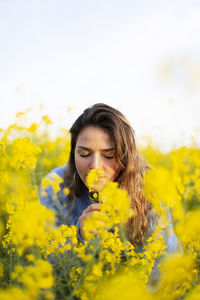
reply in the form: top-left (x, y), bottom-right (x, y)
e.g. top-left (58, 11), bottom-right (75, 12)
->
top-left (0, 0), bottom-right (200, 151)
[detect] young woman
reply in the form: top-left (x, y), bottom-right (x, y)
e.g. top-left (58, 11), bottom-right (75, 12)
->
top-left (39, 103), bottom-right (179, 251)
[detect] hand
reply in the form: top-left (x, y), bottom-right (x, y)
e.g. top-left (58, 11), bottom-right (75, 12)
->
top-left (78, 203), bottom-right (103, 240)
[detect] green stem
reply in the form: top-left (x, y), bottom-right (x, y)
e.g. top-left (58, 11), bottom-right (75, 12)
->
top-left (9, 244), bottom-right (12, 285)
top-left (70, 239), bottom-right (102, 297)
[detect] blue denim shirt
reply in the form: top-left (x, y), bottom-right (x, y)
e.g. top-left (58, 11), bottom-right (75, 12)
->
top-left (39, 166), bottom-right (180, 253)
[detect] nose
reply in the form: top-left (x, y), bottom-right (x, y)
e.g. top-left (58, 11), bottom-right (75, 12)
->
top-left (90, 153), bottom-right (101, 170)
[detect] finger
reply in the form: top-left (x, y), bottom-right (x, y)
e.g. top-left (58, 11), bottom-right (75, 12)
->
top-left (79, 210), bottom-right (103, 223)
top-left (82, 203), bottom-right (101, 214)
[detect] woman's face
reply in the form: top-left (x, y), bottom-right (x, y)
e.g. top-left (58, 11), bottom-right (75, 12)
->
top-left (74, 125), bottom-right (120, 190)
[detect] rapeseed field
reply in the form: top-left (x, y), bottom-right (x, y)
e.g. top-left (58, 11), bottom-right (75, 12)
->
top-left (0, 111), bottom-right (199, 299)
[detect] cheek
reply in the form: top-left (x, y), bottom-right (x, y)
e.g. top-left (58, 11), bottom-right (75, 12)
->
top-left (105, 161), bottom-right (120, 180)
top-left (112, 165), bottom-right (120, 180)
top-left (75, 156), bottom-right (88, 177)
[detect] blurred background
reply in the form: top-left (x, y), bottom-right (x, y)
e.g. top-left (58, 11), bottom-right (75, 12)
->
top-left (0, 0), bottom-right (200, 151)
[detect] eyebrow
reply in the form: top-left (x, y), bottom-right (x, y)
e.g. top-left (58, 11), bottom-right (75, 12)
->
top-left (77, 146), bottom-right (115, 152)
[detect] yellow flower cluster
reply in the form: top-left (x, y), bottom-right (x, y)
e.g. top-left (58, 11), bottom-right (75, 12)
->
top-left (0, 112), bottom-right (71, 298)
top-left (40, 224), bottom-right (78, 256)
top-left (95, 270), bottom-right (153, 300)
top-left (86, 168), bottom-right (105, 193)
top-left (140, 227), bottom-right (167, 283)
top-left (10, 137), bottom-right (41, 170)
top-left (1, 109), bottom-right (200, 300)
top-left (175, 210), bottom-right (200, 252)
top-left (3, 200), bottom-right (55, 256)
top-left (41, 171), bottom-right (65, 196)
top-left (83, 179), bottom-right (133, 240)
top-left (144, 166), bottom-right (184, 224)
top-left (185, 284), bottom-right (200, 300)
top-left (11, 259), bottom-right (54, 299)
top-left (71, 173), bottom-right (167, 298)
top-left (155, 253), bottom-right (198, 300)
top-left (100, 181), bottom-right (133, 224)
top-left (0, 287), bottom-right (31, 300)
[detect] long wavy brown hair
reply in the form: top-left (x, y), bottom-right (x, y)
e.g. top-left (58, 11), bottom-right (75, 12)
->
top-left (63, 103), bottom-right (153, 246)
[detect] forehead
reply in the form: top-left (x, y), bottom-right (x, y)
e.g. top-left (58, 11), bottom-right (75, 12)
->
top-left (76, 125), bottom-right (114, 147)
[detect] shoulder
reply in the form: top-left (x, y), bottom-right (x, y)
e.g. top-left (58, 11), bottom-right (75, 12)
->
top-left (42, 165), bottom-right (68, 187)
top-left (46, 165), bottom-right (67, 178)
top-left (39, 165), bottom-right (67, 205)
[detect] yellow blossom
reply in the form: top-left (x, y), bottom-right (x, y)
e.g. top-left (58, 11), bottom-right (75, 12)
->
top-left (0, 287), bottom-right (31, 300)
top-left (95, 270), bottom-right (153, 300)
top-left (12, 259), bottom-right (54, 298)
top-left (175, 210), bottom-right (200, 252)
top-left (10, 137), bottom-right (41, 170)
top-left (155, 252), bottom-right (198, 300)
top-left (86, 168), bottom-right (105, 193)
top-left (42, 115), bottom-right (52, 124)
top-left (185, 284), bottom-right (200, 300)
top-left (3, 200), bottom-right (55, 255)
top-left (41, 172), bottom-right (64, 195)
top-left (26, 254), bottom-right (35, 262)
top-left (1, 109), bottom-right (200, 299)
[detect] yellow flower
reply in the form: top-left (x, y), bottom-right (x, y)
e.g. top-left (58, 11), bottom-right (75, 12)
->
top-left (91, 262), bottom-right (103, 277)
top-left (0, 287), bottom-right (30, 300)
top-left (86, 168), bottom-right (105, 193)
top-left (175, 210), bottom-right (200, 252)
top-left (155, 252), bottom-right (198, 300)
top-left (63, 187), bottom-right (69, 195)
top-left (95, 270), bottom-right (153, 300)
top-left (3, 200), bottom-right (55, 256)
top-left (74, 243), bottom-right (93, 262)
top-left (40, 224), bottom-right (78, 256)
top-left (10, 137), bottom-right (41, 170)
top-left (26, 254), bottom-right (35, 262)
top-left (144, 167), bottom-right (184, 220)
top-left (69, 267), bottom-right (82, 287)
top-left (12, 259), bottom-right (54, 298)
top-left (100, 181), bottom-right (133, 224)
top-left (185, 284), bottom-right (200, 300)
top-left (41, 172), bottom-right (64, 195)
top-left (141, 227), bottom-right (167, 282)
top-left (42, 115), bottom-right (52, 124)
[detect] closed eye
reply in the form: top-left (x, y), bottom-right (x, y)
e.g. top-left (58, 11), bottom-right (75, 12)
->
top-left (104, 155), bottom-right (114, 159)
top-left (80, 153), bottom-right (90, 157)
